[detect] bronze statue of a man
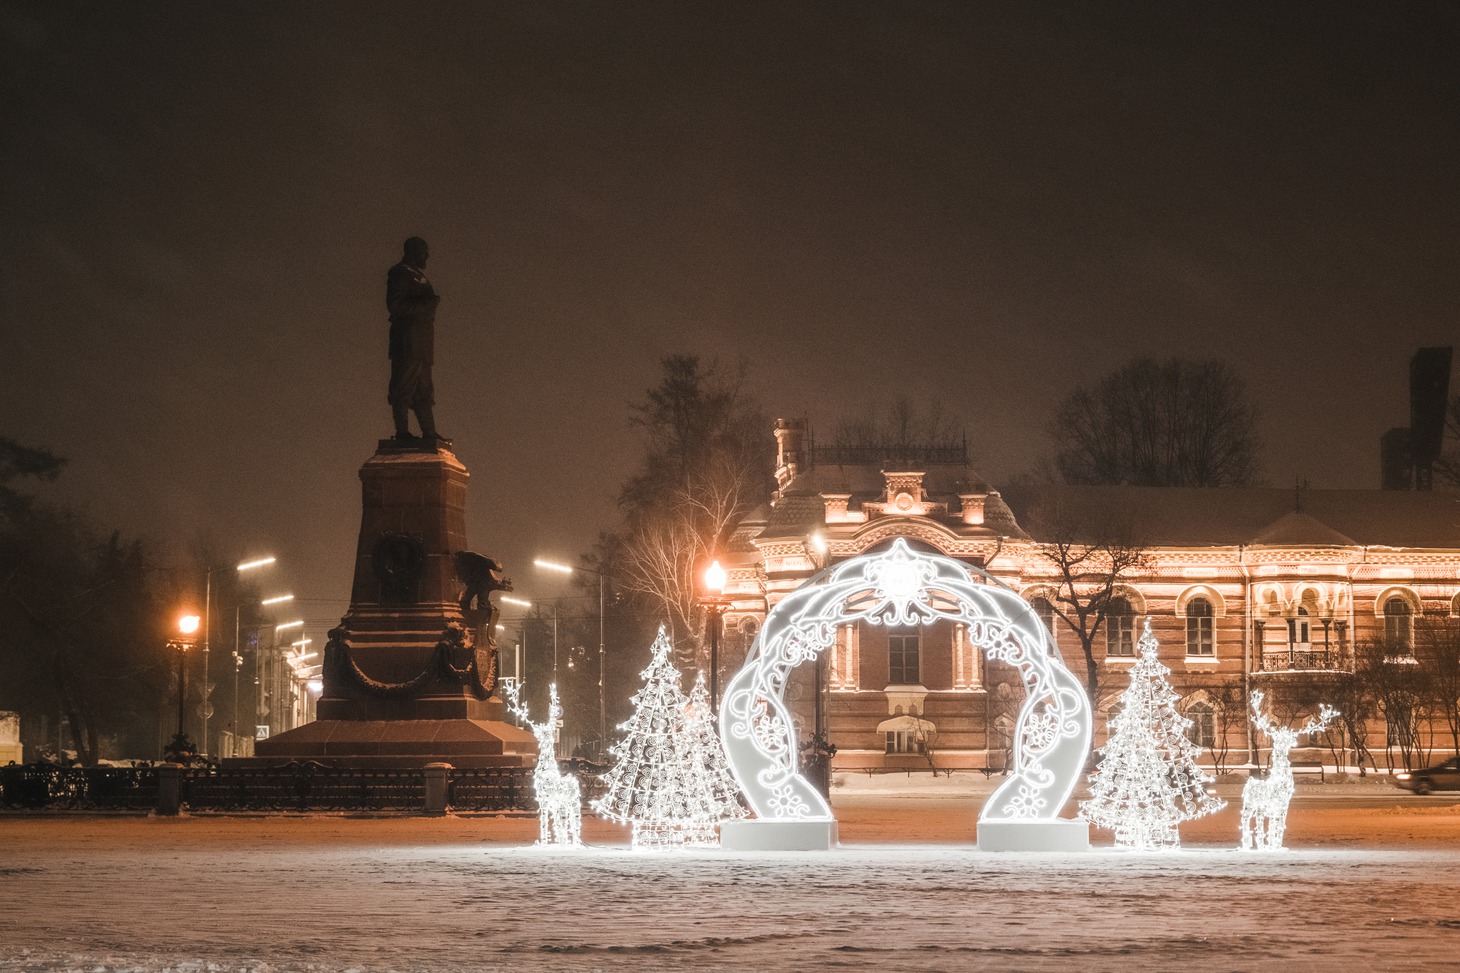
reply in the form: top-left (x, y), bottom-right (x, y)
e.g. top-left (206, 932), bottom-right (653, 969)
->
top-left (386, 237), bottom-right (445, 442)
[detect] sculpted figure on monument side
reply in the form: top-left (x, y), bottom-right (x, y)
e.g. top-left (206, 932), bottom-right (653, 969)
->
top-left (454, 550), bottom-right (512, 639)
top-left (386, 236), bottom-right (448, 444)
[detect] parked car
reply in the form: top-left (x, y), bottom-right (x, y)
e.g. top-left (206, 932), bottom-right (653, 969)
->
top-left (1394, 757), bottom-right (1460, 794)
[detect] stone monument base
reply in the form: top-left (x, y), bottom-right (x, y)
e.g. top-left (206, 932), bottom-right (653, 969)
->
top-left (237, 716), bottom-right (535, 770)
top-left (976, 818), bottom-right (1090, 852)
top-left (719, 818), bottom-right (839, 851)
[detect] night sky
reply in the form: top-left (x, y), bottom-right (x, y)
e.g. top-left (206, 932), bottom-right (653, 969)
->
top-left (2, 2), bottom-right (1456, 626)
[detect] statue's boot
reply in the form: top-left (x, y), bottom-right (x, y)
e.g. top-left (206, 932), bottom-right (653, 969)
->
top-left (417, 405), bottom-right (447, 442)
top-left (391, 402), bottom-right (414, 440)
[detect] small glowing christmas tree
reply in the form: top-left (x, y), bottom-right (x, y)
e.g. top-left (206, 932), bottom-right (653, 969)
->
top-left (675, 671), bottom-right (747, 845)
top-left (593, 625), bottom-right (695, 849)
top-left (1082, 619), bottom-right (1224, 849)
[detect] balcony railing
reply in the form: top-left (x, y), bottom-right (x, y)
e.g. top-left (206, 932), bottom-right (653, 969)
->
top-left (1257, 649), bottom-right (1350, 673)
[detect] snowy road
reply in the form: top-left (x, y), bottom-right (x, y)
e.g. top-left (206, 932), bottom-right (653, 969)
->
top-left (2, 803), bottom-right (1459, 973)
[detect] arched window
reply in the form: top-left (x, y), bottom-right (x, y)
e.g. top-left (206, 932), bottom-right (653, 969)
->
top-left (1185, 597), bottom-right (1215, 657)
top-left (1185, 702), bottom-right (1216, 749)
top-left (1105, 596), bottom-right (1135, 657)
top-left (1384, 597), bottom-right (1414, 651)
top-left (1288, 606), bottom-right (1311, 651)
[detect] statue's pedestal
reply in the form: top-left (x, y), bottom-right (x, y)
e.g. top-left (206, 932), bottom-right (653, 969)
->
top-left (719, 819), bottom-right (839, 851)
top-left (976, 818), bottom-right (1090, 852)
top-left (241, 441), bottom-right (534, 770)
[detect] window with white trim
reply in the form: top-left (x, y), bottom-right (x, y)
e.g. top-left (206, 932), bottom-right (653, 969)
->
top-left (885, 729), bottom-right (926, 754)
top-left (1106, 597), bottom-right (1135, 657)
top-left (1384, 597), bottom-right (1414, 651)
top-left (1185, 701), bottom-right (1216, 749)
top-left (1185, 597), bottom-right (1215, 657)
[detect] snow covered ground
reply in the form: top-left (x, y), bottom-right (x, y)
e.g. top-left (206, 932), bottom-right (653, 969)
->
top-left (3, 775), bottom-right (1460, 972)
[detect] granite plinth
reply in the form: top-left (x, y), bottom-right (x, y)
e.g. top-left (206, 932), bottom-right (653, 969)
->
top-left (246, 717), bottom-right (534, 769)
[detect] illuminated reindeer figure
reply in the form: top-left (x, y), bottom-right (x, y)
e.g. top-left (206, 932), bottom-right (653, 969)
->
top-left (1240, 690), bottom-right (1337, 851)
top-left (504, 681), bottom-right (582, 846)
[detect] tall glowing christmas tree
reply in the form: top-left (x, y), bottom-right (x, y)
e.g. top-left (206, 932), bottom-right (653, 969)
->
top-left (675, 671), bottom-right (747, 845)
top-left (1082, 619), bottom-right (1224, 850)
top-left (592, 625), bottom-right (694, 849)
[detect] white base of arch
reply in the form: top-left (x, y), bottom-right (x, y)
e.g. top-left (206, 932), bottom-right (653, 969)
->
top-left (720, 819), bottom-right (839, 851)
top-left (977, 819), bottom-right (1090, 853)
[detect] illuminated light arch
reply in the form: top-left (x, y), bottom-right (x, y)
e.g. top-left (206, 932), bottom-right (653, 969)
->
top-left (718, 538), bottom-right (1092, 852)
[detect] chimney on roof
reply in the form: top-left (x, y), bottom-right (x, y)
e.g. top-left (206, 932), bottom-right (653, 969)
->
top-left (774, 418), bottom-right (807, 492)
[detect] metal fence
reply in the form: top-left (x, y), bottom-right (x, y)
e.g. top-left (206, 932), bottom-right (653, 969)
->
top-left (1, 764), bottom-right (160, 810)
top-left (184, 763), bottom-right (430, 812)
top-left (0, 760), bottom-right (565, 814)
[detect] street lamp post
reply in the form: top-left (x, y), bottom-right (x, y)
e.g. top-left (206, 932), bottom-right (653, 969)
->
top-left (701, 560), bottom-right (730, 716)
top-left (165, 614), bottom-right (201, 762)
top-left (204, 556), bottom-right (276, 759)
top-left (231, 592), bottom-right (291, 758)
top-left (534, 558), bottom-right (609, 757)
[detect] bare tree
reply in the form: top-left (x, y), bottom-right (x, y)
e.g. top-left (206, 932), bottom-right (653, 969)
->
top-left (1326, 664), bottom-right (1377, 775)
top-left (830, 396), bottom-right (964, 463)
top-left (1356, 636), bottom-right (1428, 771)
top-left (1050, 357), bottom-right (1261, 487)
top-left (1415, 615), bottom-right (1460, 757)
top-left (609, 355), bottom-right (773, 668)
top-left (1206, 681), bottom-right (1248, 775)
top-left (1023, 497), bottom-right (1150, 705)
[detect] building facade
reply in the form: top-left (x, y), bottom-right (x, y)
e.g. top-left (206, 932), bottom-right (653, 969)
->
top-left (716, 420), bottom-right (1460, 771)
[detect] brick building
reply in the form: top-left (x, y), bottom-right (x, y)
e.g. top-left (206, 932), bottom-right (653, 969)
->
top-left (715, 419), bottom-right (1460, 770)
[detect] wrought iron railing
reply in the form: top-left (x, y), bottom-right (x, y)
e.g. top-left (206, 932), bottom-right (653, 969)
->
top-left (1258, 650), bottom-right (1350, 673)
top-left (0, 764), bottom-right (159, 810)
top-left (446, 767), bottom-right (533, 812)
top-left (184, 762), bottom-right (427, 812)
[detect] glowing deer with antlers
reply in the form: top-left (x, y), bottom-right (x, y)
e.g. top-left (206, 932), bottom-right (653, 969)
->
top-left (504, 681), bottom-right (582, 846)
top-left (1240, 690), bottom-right (1337, 851)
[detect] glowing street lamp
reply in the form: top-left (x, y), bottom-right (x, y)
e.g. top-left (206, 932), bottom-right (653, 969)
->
top-left (275, 620), bottom-right (305, 633)
top-left (165, 614), bottom-right (202, 762)
top-left (700, 560), bottom-right (730, 715)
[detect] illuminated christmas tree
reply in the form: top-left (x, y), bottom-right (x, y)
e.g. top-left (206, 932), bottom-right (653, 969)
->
top-left (675, 671), bottom-right (747, 845)
top-left (1082, 619), bottom-right (1224, 849)
top-left (592, 625), bottom-right (695, 849)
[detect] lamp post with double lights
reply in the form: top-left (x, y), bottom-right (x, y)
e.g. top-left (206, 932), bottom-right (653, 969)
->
top-left (499, 595), bottom-right (532, 693)
top-left (287, 639), bottom-right (316, 730)
top-left (700, 560), bottom-right (730, 716)
top-left (534, 558), bottom-right (612, 756)
top-left (231, 592), bottom-right (292, 758)
top-left (203, 556), bottom-right (276, 758)
top-left (165, 614), bottom-right (201, 762)
top-left (265, 619), bottom-right (304, 738)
